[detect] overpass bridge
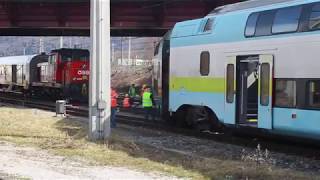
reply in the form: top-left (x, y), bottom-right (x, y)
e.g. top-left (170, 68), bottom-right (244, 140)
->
top-left (0, 0), bottom-right (242, 36)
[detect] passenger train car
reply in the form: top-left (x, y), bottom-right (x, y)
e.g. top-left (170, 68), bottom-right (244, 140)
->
top-left (0, 54), bottom-right (48, 90)
top-left (0, 48), bottom-right (89, 101)
top-left (153, 0), bottom-right (320, 139)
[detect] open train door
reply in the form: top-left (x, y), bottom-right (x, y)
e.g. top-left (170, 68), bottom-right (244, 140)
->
top-left (258, 54), bottom-right (274, 129)
top-left (12, 65), bottom-right (17, 83)
top-left (224, 56), bottom-right (236, 125)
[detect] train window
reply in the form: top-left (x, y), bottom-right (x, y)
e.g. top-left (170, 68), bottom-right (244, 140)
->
top-left (203, 18), bottom-right (214, 32)
top-left (272, 6), bottom-right (302, 34)
top-left (275, 80), bottom-right (296, 108)
top-left (157, 62), bottom-right (161, 79)
top-left (309, 4), bottom-right (320, 30)
top-left (154, 43), bottom-right (160, 56)
top-left (226, 64), bottom-right (234, 103)
top-left (49, 55), bottom-right (57, 64)
top-left (245, 13), bottom-right (259, 37)
top-left (307, 81), bottom-right (320, 108)
top-left (62, 55), bottom-right (72, 62)
top-left (260, 63), bottom-right (270, 106)
top-left (73, 51), bottom-right (89, 61)
top-left (48, 56), bottom-right (52, 64)
top-left (255, 10), bottom-right (275, 36)
top-left (200, 51), bottom-right (210, 76)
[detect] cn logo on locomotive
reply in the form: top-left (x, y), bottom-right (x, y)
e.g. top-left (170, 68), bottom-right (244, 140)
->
top-left (77, 70), bottom-right (90, 75)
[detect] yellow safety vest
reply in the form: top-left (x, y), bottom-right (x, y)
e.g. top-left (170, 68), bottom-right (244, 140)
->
top-left (142, 92), bottom-right (153, 107)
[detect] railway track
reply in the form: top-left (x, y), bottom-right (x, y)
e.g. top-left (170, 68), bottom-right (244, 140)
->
top-left (1, 91), bottom-right (320, 161)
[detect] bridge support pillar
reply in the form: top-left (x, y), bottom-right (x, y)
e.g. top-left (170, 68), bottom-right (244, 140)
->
top-left (89, 0), bottom-right (111, 140)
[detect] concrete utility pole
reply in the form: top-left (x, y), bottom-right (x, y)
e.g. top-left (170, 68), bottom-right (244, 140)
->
top-left (69, 37), bottom-right (72, 48)
top-left (128, 37), bottom-right (131, 65)
top-left (39, 37), bottom-right (44, 53)
top-left (89, 0), bottom-right (111, 140)
top-left (120, 37), bottom-right (123, 64)
top-left (60, 36), bottom-right (64, 48)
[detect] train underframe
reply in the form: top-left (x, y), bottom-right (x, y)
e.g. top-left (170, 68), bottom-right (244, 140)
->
top-left (170, 105), bottom-right (225, 132)
top-left (0, 83), bottom-right (88, 103)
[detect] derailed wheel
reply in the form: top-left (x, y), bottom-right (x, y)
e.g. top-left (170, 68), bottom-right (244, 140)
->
top-left (185, 106), bottom-right (224, 132)
top-left (185, 107), bottom-right (210, 131)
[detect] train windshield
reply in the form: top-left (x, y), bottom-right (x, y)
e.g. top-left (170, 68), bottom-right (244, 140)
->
top-left (60, 50), bottom-right (89, 62)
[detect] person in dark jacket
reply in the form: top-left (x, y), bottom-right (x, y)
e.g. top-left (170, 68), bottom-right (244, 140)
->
top-left (128, 84), bottom-right (137, 98)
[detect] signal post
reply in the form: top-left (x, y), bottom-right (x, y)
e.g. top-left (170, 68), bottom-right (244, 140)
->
top-left (89, 0), bottom-right (111, 140)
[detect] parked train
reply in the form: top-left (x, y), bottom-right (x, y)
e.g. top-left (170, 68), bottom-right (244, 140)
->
top-left (153, 0), bottom-right (320, 140)
top-left (0, 48), bottom-right (90, 101)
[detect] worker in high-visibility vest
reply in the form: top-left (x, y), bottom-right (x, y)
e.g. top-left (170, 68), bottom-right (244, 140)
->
top-left (142, 87), bottom-right (155, 121)
top-left (111, 88), bottom-right (118, 128)
top-left (140, 84), bottom-right (147, 97)
top-left (122, 94), bottom-right (131, 108)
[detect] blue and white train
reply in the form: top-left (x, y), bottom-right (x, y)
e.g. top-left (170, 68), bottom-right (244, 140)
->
top-left (153, 0), bottom-right (320, 139)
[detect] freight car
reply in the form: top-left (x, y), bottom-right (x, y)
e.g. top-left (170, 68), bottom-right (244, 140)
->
top-left (0, 48), bottom-right (89, 101)
top-left (153, 0), bottom-right (320, 140)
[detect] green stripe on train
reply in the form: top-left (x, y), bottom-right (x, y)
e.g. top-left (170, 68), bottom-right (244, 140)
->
top-left (170, 77), bottom-right (225, 93)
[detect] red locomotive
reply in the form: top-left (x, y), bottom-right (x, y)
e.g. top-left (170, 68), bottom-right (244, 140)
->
top-left (0, 48), bottom-right (90, 101)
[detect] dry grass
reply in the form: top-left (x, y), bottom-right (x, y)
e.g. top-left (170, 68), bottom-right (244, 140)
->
top-left (0, 106), bottom-right (317, 180)
top-left (0, 107), bottom-right (204, 179)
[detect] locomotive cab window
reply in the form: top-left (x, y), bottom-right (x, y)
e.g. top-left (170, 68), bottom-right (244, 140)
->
top-left (73, 51), bottom-right (89, 61)
top-left (309, 4), bottom-right (320, 30)
top-left (272, 6), bottom-right (302, 34)
top-left (200, 51), bottom-right (210, 76)
top-left (49, 55), bottom-right (57, 64)
top-left (307, 81), bottom-right (320, 108)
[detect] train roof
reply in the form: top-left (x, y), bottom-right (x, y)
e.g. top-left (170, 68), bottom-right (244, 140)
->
top-left (0, 54), bottom-right (39, 65)
top-left (208, 0), bottom-right (297, 16)
top-left (171, 0), bottom-right (320, 48)
top-left (51, 48), bottom-right (89, 53)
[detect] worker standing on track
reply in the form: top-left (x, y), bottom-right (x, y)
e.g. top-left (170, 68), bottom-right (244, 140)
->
top-left (128, 84), bottom-right (137, 98)
top-left (128, 84), bottom-right (136, 105)
top-left (140, 84), bottom-right (147, 97)
top-left (111, 88), bottom-right (119, 128)
top-left (142, 86), bottom-right (155, 121)
top-left (122, 94), bottom-right (131, 108)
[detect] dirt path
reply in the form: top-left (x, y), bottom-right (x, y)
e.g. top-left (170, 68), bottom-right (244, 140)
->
top-left (0, 141), bottom-right (176, 180)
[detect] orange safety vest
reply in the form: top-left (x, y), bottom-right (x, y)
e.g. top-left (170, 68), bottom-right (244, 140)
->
top-left (123, 97), bottom-right (131, 108)
top-left (111, 90), bottom-right (118, 108)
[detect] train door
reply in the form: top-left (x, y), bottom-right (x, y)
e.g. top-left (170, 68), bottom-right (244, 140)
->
top-left (257, 55), bottom-right (273, 129)
top-left (225, 55), bottom-right (273, 129)
top-left (224, 56), bottom-right (236, 125)
top-left (12, 65), bottom-right (17, 84)
top-left (236, 56), bottom-right (259, 126)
